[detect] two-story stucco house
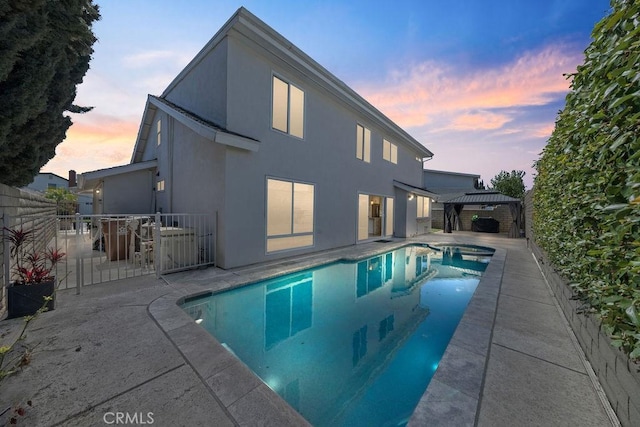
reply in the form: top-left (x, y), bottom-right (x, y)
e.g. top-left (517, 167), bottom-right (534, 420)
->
top-left (79, 7), bottom-right (434, 269)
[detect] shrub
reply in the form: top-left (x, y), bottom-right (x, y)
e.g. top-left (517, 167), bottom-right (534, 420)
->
top-left (533, 0), bottom-right (640, 360)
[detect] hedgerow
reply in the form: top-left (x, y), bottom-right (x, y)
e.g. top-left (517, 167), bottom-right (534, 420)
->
top-left (533, 0), bottom-right (640, 360)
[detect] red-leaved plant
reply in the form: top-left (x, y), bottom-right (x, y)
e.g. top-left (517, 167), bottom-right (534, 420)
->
top-left (3, 227), bottom-right (65, 286)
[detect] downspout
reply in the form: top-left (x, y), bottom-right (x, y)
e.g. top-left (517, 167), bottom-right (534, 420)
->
top-left (168, 116), bottom-right (174, 213)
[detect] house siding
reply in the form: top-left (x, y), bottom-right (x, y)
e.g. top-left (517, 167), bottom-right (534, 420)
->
top-left (102, 170), bottom-right (154, 214)
top-left (90, 8), bottom-right (432, 269)
top-left (163, 37), bottom-right (229, 128)
top-left (216, 34), bottom-right (425, 268)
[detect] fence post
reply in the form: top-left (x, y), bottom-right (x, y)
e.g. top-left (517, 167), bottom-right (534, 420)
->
top-left (155, 212), bottom-right (161, 279)
top-left (75, 213), bottom-right (82, 295)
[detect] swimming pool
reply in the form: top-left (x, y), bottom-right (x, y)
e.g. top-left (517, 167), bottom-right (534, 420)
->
top-left (182, 244), bottom-right (493, 426)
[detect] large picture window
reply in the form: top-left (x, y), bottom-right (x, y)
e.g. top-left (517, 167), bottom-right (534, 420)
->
top-left (356, 124), bottom-right (371, 163)
top-left (267, 178), bottom-right (314, 252)
top-left (417, 196), bottom-right (430, 218)
top-left (272, 76), bottom-right (304, 139)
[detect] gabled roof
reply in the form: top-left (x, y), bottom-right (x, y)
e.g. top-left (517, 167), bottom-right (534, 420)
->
top-left (443, 191), bottom-right (521, 205)
top-left (78, 160), bottom-right (158, 190)
top-left (161, 7), bottom-right (433, 159)
top-left (36, 172), bottom-right (69, 182)
top-left (131, 95), bottom-right (260, 163)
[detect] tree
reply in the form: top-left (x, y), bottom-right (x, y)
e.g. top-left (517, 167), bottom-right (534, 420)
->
top-left (44, 187), bottom-right (77, 215)
top-left (0, 0), bottom-right (100, 187)
top-left (490, 170), bottom-right (525, 199)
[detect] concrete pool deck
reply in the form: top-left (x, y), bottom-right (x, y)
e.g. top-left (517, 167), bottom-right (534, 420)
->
top-left (0, 232), bottom-right (618, 426)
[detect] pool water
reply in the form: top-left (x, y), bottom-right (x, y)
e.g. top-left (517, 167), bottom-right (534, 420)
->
top-left (182, 244), bottom-right (493, 426)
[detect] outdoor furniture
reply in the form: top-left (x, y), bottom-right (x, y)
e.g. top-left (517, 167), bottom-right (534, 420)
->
top-left (472, 217), bottom-right (500, 233)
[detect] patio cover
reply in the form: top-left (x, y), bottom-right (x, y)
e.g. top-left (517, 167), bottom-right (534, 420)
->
top-left (442, 191), bottom-right (522, 238)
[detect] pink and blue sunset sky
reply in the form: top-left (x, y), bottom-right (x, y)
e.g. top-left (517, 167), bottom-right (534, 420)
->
top-left (44, 0), bottom-right (612, 189)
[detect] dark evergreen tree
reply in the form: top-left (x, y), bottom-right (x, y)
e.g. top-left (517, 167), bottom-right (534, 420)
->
top-left (0, 0), bottom-right (100, 186)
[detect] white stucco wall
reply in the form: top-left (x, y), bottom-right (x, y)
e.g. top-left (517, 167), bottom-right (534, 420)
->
top-left (216, 36), bottom-right (426, 268)
top-left (163, 38), bottom-right (228, 127)
top-left (102, 170), bottom-right (154, 214)
top-left (157, 21), bottom-right (429, 269)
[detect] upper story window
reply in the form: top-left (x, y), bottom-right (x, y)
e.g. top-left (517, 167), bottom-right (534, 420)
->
top-left (383, 139), bottom-right (398, 164)
top-left (356, 124), bottom-right (371, 163)
top-left (272, 75), bottom-right (304, 139)
top-left (157, 179), bottom-right (165, 192)
top-left (156, 120), bottom-right (162, 146)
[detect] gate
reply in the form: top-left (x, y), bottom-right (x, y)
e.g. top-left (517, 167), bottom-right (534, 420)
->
top-left (3, 212), bottom-right (216, 294)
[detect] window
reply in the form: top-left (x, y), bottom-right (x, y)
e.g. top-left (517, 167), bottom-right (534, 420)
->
top-left (157, 179), bottom-right (165, 192)
top-left (356, 257), bottom-right (383, 298)
top-left (267, 178), bottom-right (314, 252)
top-left (383, 139), bottom-right (397, 164)
top-left (417, 196), bottom-right (430, 218)
top-left (156, 119), bottom-right (161, 146)
top-left (356, 124), bottom-right (371, 163)
top-left (385, 197), bottom-right (394, 236)
top-left (379, 314), bottom-right (395, 341)
top-left (272, 75), bottom-right (304, 138)
top-left (265, 273), bottom-right (312, 349)
top-left (352, 325), bottom-right (368, 366)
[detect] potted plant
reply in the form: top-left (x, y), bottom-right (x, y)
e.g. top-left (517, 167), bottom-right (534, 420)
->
top-left (3, 227), bottom-right (64, 318)
top-left (471, 215), bottom-right (480, 232)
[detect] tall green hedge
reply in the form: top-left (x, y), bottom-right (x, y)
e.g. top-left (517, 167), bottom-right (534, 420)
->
top-left (534, 0), bottom-right (640, 359)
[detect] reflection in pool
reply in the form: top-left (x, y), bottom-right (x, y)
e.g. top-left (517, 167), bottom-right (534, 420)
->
top-left (182, 244), bottom-right (493, 426)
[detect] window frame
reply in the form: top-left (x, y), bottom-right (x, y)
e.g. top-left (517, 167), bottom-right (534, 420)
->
top-left (383, 139), bottom-right (398, 164)
top-left (266, 177), bottom-right (315, 253)
top-left (416, 196), bottom-right (430, 218)
top-left (356, 124), bottom-right (371, 163)
top-left (271, 74), bottom-right (305, 139)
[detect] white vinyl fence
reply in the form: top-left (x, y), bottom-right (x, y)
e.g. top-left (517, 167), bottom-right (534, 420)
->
top-left (3, 213), bottom-right (216, 294)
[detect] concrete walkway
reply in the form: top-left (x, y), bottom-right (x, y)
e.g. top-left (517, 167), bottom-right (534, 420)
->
top-left (0, 233), bottom-right (617, 426)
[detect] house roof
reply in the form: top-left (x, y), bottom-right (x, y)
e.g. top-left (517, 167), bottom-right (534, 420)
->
top-left (423, 169), bottom-right (481, 179)
top-left (393, 180), bottom-right (439, 198)
top-left (443, 191), bottom-right (521, 205)
top-left (161, 7), bottom-right (433, 159)
top-left (36, 172), bottom-right (69, 182)
top-left (131, 95), bottom-right (260, 163)
top-left (78, 160), bottom-right (158, 191)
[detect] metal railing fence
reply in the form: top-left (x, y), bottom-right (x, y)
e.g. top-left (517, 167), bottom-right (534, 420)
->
top-left (2, 212), bottom-right (216, 294)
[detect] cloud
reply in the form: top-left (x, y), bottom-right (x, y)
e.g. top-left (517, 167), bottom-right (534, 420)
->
top-left (43, 113), bottom-right (139, 176)
top-left (121, 50), bottom-right (193, 69)
top-left (449, 110), bottom-right (512, 131)
top-left (357, 42), bottom-right (581, 131)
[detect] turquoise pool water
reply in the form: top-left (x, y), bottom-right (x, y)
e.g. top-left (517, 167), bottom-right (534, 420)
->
top-left (182, 244), bottom-right (493, 426)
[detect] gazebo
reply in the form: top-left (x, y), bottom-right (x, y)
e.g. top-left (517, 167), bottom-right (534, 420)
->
top-left (442, 191), bottom-right (522, 238)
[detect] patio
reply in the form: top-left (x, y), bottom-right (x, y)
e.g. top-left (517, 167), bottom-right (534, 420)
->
top-left (0, 232), bottom-right (617, 426)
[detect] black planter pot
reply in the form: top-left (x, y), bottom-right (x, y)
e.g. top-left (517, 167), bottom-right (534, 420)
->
top-left (7, 279), bottom-right (56, 318)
